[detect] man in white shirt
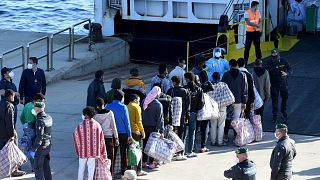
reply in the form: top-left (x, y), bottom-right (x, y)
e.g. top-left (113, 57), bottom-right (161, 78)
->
top-left (169, 58), bottom-right (186, 86)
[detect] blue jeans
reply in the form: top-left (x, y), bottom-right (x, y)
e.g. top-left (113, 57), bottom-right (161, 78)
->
top-left (186, 112), bottom-right (197, 154)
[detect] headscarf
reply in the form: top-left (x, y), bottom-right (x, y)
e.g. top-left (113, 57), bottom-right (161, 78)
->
top-left (143, 86), bottom-right (161, 110)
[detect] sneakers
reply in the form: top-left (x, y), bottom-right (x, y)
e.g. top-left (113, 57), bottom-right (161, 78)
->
top-left (223, 138), bottom-right (229, 146)
top-left (11, 170), bottom-right (26, 177)
top-left (186, 152), bottom-right (198, 158)
top-left (148, 163), bottom-right (156, 169)
top-left (199, 147), bottom-right (209, 153)
top-left (173, 155), bottom-right (187, 161)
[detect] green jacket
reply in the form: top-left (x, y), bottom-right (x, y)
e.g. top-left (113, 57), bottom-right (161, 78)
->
top-left (20, 102), bottom-right (36, 124)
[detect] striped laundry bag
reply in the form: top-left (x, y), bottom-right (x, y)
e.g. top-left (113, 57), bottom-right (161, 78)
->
top-left (164, 125), bottom-right (185, 153)
top-left (231, 118), bottom-right (255, 147)
top-left (250, 112), bottom-right (263, 141)
top-left (94, 158), bottom-right (112, 180)
top-left (0, 140), bottom-right (27, 179)
top-left (252, 85), bottom-right (263, 110)
top-left (170, 92), bottom-right (183, 126)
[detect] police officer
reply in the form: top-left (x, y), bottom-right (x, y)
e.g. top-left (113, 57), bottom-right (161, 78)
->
top-left (244, 0), bottom-right (262, 65)
top-left (224, 147), bottom-right (256, 180)
top-left (264, 49), bottom-right (292, 123)
top-left (30, 102), bottom-right (52, 180)
top-left (270, 124), bottom-right (296, 180)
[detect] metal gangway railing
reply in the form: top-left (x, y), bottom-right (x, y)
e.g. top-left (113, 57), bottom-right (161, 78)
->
top-left (0, 19), bottom-right (92, 71)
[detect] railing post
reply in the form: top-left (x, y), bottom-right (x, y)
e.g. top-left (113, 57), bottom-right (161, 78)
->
top-left (68, 28), bottom-right (72, 61)
top-left (186, 41), bottom-right (190, 72)
top-left (46, 37), bottom-right (50, 71)
top-left (49, 35), bottom-right (54, 70)
top-left (0, 56), bottom-right (3, 70)
top-left (21, 46), bottom-right (25, 69)
top-left (26, 45), bottom-right (30, 64)
top-left (71, 26), bottom-right (75, 60)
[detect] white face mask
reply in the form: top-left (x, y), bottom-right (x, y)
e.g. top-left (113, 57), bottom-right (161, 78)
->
top-left (27, 63), bottom-right (33, 69)
top-left (214, 52), bottom-right (221, 58)
top-left (234, 156), bottom-right (240, 164)
top-left (8, 71), bottom-right (14, 78)
top-left (182, 64), bottom-right (186, 70)
top-left (82, 115), bottom-right (85, 120)
top-left (31, 109), bottom-right (37, 116)
top-left (274, 132), bottom-right (281, 139)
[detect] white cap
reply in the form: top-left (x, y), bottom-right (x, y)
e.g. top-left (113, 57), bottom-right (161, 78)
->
top-left (124, 170), bottom-right (137, 180)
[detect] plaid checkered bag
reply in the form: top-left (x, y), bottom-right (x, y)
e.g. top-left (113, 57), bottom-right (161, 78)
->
top-left (171, 97), bottom-right (183, 126)
top-left (94, 158), bottom-right (112, 180)
top-left (231, 118), bottom-right (255, 147)
top-left (144, 132), bottom-right (161, 158)
top-left (0, 140), bottom-right (27, 179)
top-left (197, 93), bottom-right (219, 121)
top-left (153, 138), bottom-right (176, 163)
top-left (208, 82), bottom-right (235, 108)
top-left (164, 125), bottom-right (184, 153)
top-left (253, 85), bottom-right (263, 110)
top-left (250, 114), bottom-right (263, 141)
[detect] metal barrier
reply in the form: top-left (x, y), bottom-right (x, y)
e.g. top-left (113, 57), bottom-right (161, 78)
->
top-left (0, 46), bottom-right (25, 70)
top-left (49, 27), bottom-right (72, 70)
top-left (26, 36), bottom-right (50, 71)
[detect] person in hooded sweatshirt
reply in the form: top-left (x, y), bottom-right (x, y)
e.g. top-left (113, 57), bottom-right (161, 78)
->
top-left (150, 64), bottom-right (171, 93)
top-left (106, 78), bottom-right (121, 104)
top-left (123, 68), bottom-right (146, 105)
top-left (206, 47), bottom-right (229, 82)
top-left (86, 70), bottom-right (107, 107)
top-left (222, 59), bottom-right (247, 145)
top-left (252, 59), bottom-right (270, 118)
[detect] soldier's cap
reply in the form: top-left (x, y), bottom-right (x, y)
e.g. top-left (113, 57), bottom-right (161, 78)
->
top-left (34, 102), bottom-right (45, 108)
top-left (235, 147), bottom-right (249, 154)
top-left (276, 123), bottom-right (288, 129)
top-left (271, 48), bottom-right (279, 53)
top-left (255, 59), bottom-right (263, 65)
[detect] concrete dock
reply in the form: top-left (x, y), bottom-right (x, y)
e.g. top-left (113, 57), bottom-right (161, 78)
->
top-left (0, 30), bottom-right (320, 180)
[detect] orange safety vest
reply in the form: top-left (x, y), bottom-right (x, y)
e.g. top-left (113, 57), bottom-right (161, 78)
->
top-left (245, 9), bottom-right (260, 32)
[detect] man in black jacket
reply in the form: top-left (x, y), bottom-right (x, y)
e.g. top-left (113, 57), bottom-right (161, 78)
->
top-left (270, 124), bottom-right (296, 180)
top-left (19, 57), bottom-right (46, 105)
top-left (167, 76), bottom-right (190, 160)
top-left (86, 70), bottom-right (107, 107)
top-left (30, 102), bottom-right (53, 180)
top-left (224, 147), bottom-right (256, 180)
top-left (264, 49), bottom-right (292, 123)
top-left (184, 72), bottom-right (204, 158)
top-left (237, 58), bottom-right (255, 119)
top-left (0, 89), bottom-right (26, 177)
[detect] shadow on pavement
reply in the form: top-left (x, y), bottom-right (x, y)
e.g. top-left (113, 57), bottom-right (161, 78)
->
top-left (293, 167), bottom-right (320, 177)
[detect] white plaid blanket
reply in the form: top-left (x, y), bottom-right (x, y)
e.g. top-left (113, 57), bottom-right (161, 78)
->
top-left (171, 97), bottom-right (183, 126)
top-left (0, 141), bottom-right (27, 179)
top-left (208, 82), bottom-right (235, 108)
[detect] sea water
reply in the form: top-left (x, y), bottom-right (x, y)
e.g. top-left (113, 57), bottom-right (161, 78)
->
top-left (0, 0), bottom-right (94, 34)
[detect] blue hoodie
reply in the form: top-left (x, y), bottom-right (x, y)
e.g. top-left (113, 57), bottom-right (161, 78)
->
top-left (106, 100), bottom-right (132, 137)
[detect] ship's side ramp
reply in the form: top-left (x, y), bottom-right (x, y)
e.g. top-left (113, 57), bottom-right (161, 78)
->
top-left (262, 34), bottom-right (320, 136)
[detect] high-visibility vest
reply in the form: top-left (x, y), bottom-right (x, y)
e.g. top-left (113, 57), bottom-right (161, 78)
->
top-left (245, 9), bottom-right (260, 32)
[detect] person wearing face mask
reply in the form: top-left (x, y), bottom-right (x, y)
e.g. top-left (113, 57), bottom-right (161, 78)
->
top-left (86, 70), bottom-right (107, 107)
top-left (127, 94), bottom-right (147, 176)
top-left (20, 93), bottom-right (45, 172)
top-left (224, 147), bottom-right (256, 180)
top-left (264, 49), bottom-right (292, 123)
top-left (0, 89), bottom-right (26, 177)
top-left (151, 64), bottom-right (171, 93)
top-left (270, 124), bottom-right (296, 180)
top-left (106, 89), bottom-right (133, 176)
top-left (0, 67), bottom-right (20, 126)
top-left (205, 47), bottom-right (230, 82)
top-left (30, 102), bottom-right (53, 180)
top-left (19, 57), bottom-right (46, 105)
top-left (192, 54), bottom-right (208, 84)
top-left (244, 0), bottom-right (262, 65)
top-left (169, 58), bottom-right (187, 86)
top-left (74, 106), bottom-right (107, 180)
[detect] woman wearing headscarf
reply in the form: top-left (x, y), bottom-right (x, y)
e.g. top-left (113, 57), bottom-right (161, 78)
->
top-left (142, 86), bottom-right (164, 169)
